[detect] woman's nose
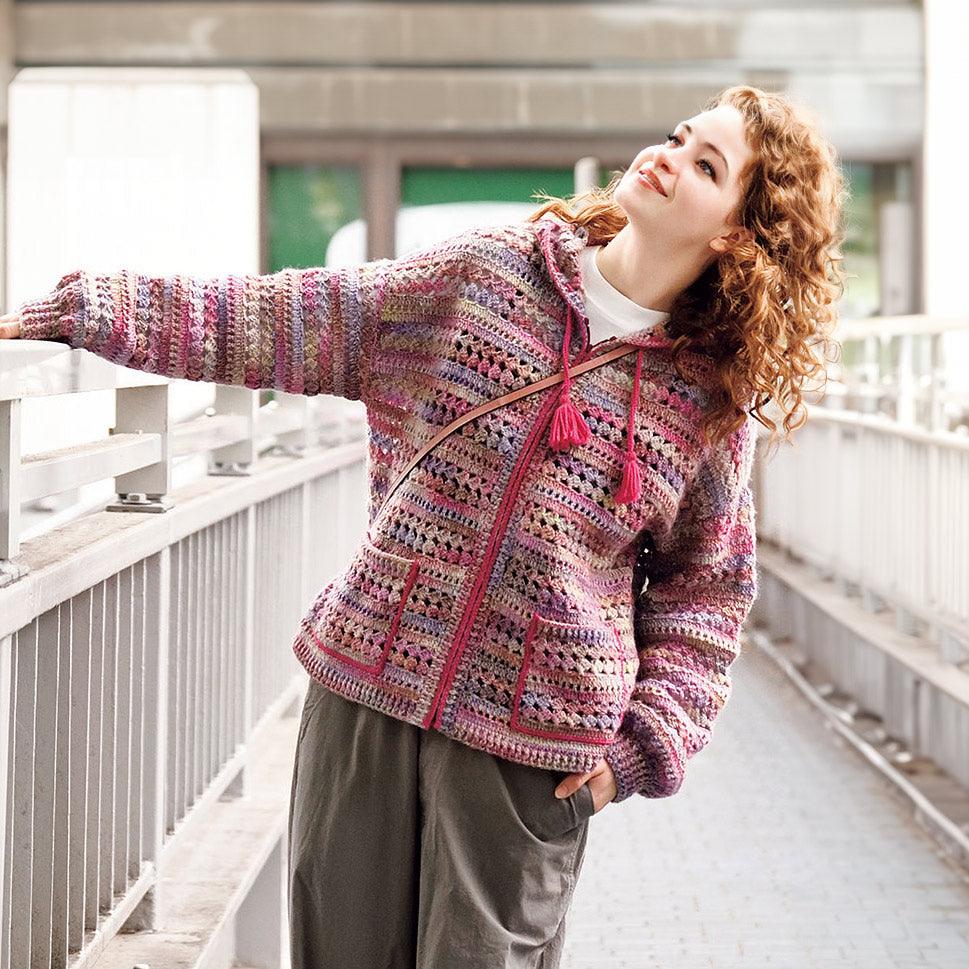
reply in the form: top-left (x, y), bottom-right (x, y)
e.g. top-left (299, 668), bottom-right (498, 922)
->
top-left (652, 146), bottom-right (676, 173)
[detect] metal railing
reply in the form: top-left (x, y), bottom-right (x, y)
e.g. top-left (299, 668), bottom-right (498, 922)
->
top-left (825, 314), bottom-right (969, 432)
top-left (758, 314), bottom-right (969, 662)
top-left (1, 341), bottom-right (366, 580)
top-left (753, 313), bottom-right (969, 796)
top-left (0, 341), bottom-right (369, 968)
top-left (756, 410), bottom-right (969, 658)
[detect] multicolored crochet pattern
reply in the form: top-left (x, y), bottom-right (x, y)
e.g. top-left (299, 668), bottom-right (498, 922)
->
top-left (19, 219), bottom-right (757, 800)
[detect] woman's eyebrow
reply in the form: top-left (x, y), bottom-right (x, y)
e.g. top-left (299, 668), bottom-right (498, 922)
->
top-left (680, 123), bottom-right (730, 177)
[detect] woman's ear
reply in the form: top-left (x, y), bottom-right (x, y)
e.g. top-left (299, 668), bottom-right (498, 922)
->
top-left (709, 226), bottom-right (753, 255)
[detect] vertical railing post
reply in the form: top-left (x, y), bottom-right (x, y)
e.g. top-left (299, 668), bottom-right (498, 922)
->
top-left (110, 382), bottom-right (173, 513)
top-left (211, 386), bottom-right (259, 476)
top-left (243, 506), bottom-right (256, 737)
top-left (928, 332), bottom-right (946, 433)
top-left (858, 334), bottom-right (879, 412)
top-left (50, 605), bottom-right (73, 968)
top-left (273, 393), bottom-right (310, 455)
top-left (896, 333), bottom-right (916, 424)
top-left (124, 547), bottom-right (170, 931)
top-left (0, 399), bottom-right (28, 584)
top-left (31, 608), bottom-right (61, 968)
top-left (66, 590), bottom-right (91, 954)
top-left (222, 505), bottom-right (258, 800)
top-left (7, 623), bottom-right (34, 969)
top-left (0, 634), bottom-right (12, 969)
top-left (300, 482), bottom-right (314, 609)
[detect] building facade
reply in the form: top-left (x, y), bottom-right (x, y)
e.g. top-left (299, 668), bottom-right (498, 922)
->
top-left (0, 1), bottom-right (924, 314)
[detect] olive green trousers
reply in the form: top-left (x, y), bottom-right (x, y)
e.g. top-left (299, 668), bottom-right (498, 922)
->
top-left (288, 677), bottom-right (595, 969)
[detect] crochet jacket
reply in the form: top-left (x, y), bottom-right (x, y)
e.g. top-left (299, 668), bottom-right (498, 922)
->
top-left (19, 218), bottom-right (757, 801)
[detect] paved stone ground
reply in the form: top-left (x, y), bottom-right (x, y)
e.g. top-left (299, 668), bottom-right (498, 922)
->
top-left (562, 645), bottom-right (969, 969)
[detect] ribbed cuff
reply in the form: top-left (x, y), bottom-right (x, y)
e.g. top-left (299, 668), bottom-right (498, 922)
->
top-left (605, 724), bottom-right (686, 801)
top-left (603, 735), bottom-right (646, 802)
top-left (20, 294), bottom-right (74, 345)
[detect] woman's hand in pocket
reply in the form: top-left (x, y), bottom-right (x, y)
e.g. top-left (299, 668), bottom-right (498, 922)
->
top-left (554, 758), bottom-right (617, 814)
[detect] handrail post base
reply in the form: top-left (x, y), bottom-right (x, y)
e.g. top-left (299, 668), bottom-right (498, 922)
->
top-left (106, 492), bottom-right (173, 514)
top-left (209, 461), bottom-right (253, 477)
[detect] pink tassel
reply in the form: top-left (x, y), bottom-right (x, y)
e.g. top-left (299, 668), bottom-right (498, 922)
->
top-left (549, 394), bottom-right (591, 450)
top-left (614, 453), bottom-right (643, 505)
top-left (614, 348), bottom-right (645, 505)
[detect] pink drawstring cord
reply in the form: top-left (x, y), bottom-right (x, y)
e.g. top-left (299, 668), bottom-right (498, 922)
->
top-left (614, 348), bottom-right (644, 505)
top-left (548, 307), bottom-right (591, 451)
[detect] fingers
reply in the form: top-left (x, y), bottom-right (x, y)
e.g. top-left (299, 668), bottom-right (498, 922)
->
top-left (554, 758), bottom-right (618, 813)
top-left (0, 313), bottom-right (21, 339)
top-left (554, 770), bottom-right (594, 801)
top-left (586, 762), bottom-right (618, 813)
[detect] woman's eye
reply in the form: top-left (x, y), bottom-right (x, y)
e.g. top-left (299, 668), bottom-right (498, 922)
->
top-left (698, 159), bottom-right (716, 179)
top-left (665, 132), bottom-right (682, 147)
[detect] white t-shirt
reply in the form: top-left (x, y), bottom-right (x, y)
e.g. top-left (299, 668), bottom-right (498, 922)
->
top-left (578, 246), bottom-right (668, 346)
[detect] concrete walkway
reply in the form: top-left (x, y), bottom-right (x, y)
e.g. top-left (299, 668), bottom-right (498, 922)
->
top-left (562, 645), bottom-right (969, 969)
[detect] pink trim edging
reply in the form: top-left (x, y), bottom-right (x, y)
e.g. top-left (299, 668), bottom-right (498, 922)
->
top-left (312, 558), bottom-right (421, 676)
top-left (510, 615), bottom-right (630, 746)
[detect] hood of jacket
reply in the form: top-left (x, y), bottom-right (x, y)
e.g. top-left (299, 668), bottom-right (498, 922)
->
top-left (532, 216), bottom-right (675, 351)
top-left (532, 216), bottom-right (681, 506)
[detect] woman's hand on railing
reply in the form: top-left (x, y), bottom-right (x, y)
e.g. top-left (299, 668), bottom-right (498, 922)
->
top-left (0, 312), bottom-right (21, 339)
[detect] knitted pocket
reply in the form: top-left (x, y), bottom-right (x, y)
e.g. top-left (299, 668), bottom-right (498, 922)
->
top-left (308, 538), bottom-right (466, 683)
top-left (511, 614), bottom-right (638, 745)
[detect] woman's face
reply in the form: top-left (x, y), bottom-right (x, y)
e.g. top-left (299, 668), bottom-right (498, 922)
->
top-left (614, 104), bottom-right (754, 257)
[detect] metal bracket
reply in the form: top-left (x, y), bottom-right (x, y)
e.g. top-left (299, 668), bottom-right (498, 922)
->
top-left (939, 629), bottom-right (969, 667)
top-left (266, 444), bottom-right (305, 459)
top-left (106, 492), bottom-right (173, 514)
top-left (209, 461), bottom-right (253, 477)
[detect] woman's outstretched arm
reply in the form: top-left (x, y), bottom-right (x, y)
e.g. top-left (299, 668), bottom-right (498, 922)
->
top-left (2, 263), bottom-right (395, 402)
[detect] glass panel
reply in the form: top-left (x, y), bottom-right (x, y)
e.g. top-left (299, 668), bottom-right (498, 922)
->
top-left (267, 165), bottom-right (362, 271)
top-left (401, 166), bottom-right (574, 208)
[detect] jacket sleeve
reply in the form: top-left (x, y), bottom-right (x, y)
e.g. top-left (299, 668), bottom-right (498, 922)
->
top-left (16, 241), bottom-right (464, 403)
top-left (604, 421), bottom-right (758, 800)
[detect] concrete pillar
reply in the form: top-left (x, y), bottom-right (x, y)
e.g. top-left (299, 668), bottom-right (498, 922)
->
top-left (0, 0), bottom-right (12, 131)
top-left (923, 0), bottom-right (969, 316)
top-left (5, 67), bottom-right (261, 494)
top-left (366, 146), bottom-right (399, 261)
top-left (6, 67), bottom-right (260, 303)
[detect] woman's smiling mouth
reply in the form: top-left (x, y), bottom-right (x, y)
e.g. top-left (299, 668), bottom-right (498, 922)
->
top-left (637, 168), bottom-right (667, 197)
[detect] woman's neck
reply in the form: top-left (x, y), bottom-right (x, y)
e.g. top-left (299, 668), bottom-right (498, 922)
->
top-left (594, 224), bottom-right (712, 313)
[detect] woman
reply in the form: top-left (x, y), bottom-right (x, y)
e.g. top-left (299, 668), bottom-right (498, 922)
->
top-left (0, 86), bottom-right (842, 968)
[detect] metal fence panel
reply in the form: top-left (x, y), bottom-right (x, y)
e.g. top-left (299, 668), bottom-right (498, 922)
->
top-left (0, 434), bottom-right (367, 964)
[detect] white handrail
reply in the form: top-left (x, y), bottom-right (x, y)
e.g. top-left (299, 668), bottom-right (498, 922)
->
top-left (753, 314), bottom-right (969, 671)
top-left (823, 313), bottom-right (969, 433)
top-left (837, 314), bottom-right (969, 339)
top-left (0, 342), bottom-right (365, 573)
top-left (756, 411), bottom-right (969, 664)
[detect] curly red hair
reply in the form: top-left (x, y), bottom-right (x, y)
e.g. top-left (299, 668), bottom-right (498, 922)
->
top-left (530, 86), bottom-right (845, 443)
